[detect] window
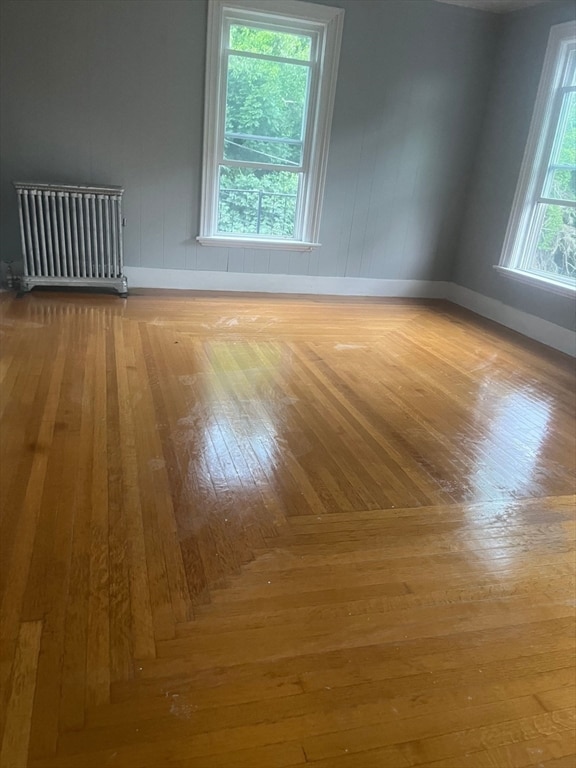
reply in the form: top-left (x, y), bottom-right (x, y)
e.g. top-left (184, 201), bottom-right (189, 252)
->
top-left (498, 21), bottom-right (576, 295)
top-left (198, 0), bottom-right (344, 250)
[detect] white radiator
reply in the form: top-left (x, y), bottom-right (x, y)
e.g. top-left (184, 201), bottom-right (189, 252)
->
top-left (14, 182), bottom-right (128, 296)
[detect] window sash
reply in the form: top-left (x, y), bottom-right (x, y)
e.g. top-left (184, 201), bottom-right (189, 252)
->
top-left (220, 45), bottom-right (311, 174)
top-left (220, 159), bottom-right (303, 173)
top-left (225, 17), bottom-right (314, 62)
top-left (223, 146), bottom-right (303, 168)
top-left (535, 86), bottom-right (576, 204)
top-left (216, 168), bottom-right (301, 238)
top-left (223, 45), bottom-right (314, 67)
top-left (537, 197), bottom-right (576, 208)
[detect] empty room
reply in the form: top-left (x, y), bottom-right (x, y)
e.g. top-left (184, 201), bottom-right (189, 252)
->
top-left (0, 0), bottom-right (575, 766)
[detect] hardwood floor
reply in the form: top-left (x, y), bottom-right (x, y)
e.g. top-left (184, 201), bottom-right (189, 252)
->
top-left (0, 289), bottom-right (574, 768)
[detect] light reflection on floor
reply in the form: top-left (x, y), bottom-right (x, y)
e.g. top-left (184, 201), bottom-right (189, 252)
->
top-left (461, 382), bottom-right (561, 570)
top-left (178, 343), bottom-right (287, 495)
top-left (466, 385), bottom-right (552, 504)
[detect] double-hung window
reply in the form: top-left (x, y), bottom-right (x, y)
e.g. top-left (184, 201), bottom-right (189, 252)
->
top-left (198, 0), bottom-right (344, 250)
top-left (498, 21), bottom-right (576, 295)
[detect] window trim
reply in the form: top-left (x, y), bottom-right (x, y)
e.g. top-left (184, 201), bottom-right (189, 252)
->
top-left (497, 20), bottom-right (576, 293)
top-left (198, 0), bottom-right (344, 250)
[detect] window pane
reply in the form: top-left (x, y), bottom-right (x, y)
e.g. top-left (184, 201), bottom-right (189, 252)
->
top-left (217, 167), bottom-right (299, 237)
top-left (224, 136), bottom-right (302, 166)
top-left (526, 203), bottom-right (576, 280)
top-left (546, 168), bottom-right (576, 201)
top-left (555, 92), bottom-right (575, 164)
top-left (224, 54), bottom-right (308, 155)
top-left (544, 91), bottom-right (576, 200)
top-left (229, 24), bottom-right (312, 61)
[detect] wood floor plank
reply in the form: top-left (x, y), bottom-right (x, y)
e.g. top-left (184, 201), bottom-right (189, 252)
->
top-left (120, 618), bottom-right (572, 698)
top-left (58, 330), bottom-right (96, 732)
top-left (535, 687), bottom-right (576, 712)
top-left (85, 663), bottom-right (572, 732)
top-left (413, 716), bottom-right (576, 767)
top-left (113, 318), bottom-right (156, 661)
top-left (298, 695), bottom-right (550, 760)
top-left (537, 755), bottom-right (576, 768)
top-left (0, 621), bottom-right (43, 768)
top-left (0, 330), bottom-right (67, 748)
top-left (26, 329), bottom-right (90, 759)
top-left (85, 325), bottom-right (111, 709)
top-left (105, 321), bottom-right (135, 683)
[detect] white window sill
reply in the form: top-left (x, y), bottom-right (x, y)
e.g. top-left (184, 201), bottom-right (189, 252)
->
top-left (197, 236), bottom-right (320, 251)
top-left (494, 265), bottom-right (576, 297)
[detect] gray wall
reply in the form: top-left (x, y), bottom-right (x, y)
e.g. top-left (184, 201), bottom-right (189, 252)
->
top-left (0, 0), bottom-right (496, 281)
top-left (453, 0), bottom-right (576, 330)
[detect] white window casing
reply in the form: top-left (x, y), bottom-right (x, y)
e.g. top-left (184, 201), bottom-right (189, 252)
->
top-left (497, 20), bottom-right (576, 296)
top-left (198, 0), bottom-right (344, 250)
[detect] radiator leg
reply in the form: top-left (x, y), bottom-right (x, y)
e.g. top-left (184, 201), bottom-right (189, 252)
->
top-left (117, 275), bottom-right (128, 298)
top-left (16, 276), bottom-right (33, 297)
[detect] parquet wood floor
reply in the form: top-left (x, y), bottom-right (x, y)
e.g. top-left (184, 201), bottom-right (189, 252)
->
top-left (0, 290), bottom-right (574, 767)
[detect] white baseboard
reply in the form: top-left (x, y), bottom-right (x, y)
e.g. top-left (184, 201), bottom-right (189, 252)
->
top-left (124, 267), bottom-right (449, 298)
top-left (123, 267), bottom-right (575, 356)
top-left (448, 283), bottom-right (575, 357)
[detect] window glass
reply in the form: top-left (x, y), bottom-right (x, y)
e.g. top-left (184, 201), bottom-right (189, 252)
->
top-left (527, 204), bottom-right (576, 280)
top-left (543, 91), bottom-right (576, 202)
top-left (217, 167), bottom-right (299, 237)
top-left (223, 52), bottom-right (309, 167)
top-left (229, 24), bottom-right (312, 61)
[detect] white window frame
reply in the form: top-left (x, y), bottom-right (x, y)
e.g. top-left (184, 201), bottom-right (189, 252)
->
top-left (497, 20), bottom-right (576, 296)
top-left (197, 0), bottom-right (344, 251)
